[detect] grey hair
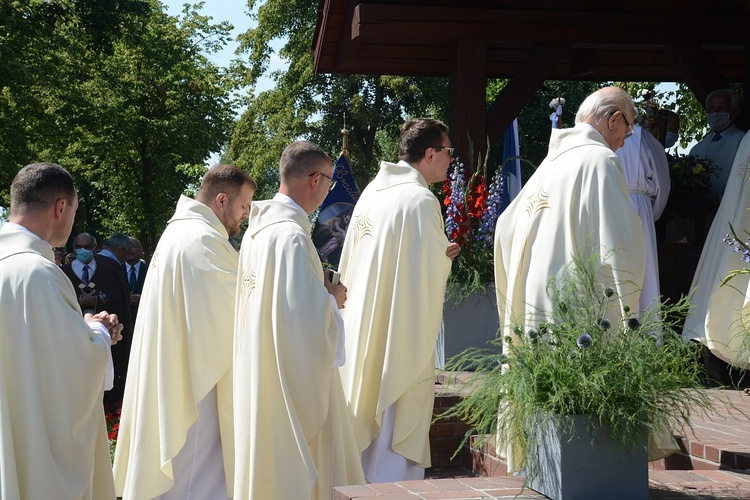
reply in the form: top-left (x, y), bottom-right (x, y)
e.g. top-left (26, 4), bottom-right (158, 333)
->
top-left (575, 87), bottom-right (636, 125)
top-left (706, 88), bottom-right (740, 113)
top-left (105, 233), bottom-right (132, 251)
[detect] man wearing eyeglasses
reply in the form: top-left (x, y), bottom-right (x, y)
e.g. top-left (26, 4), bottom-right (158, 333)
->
top-left (233, 141), bottom-right (365, 498)
top-left (493, 86), bottom-right (680, 471)
top-left (338, 118), bottom-right (461, 483)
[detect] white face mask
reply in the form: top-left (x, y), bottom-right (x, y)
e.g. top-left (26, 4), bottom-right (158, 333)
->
top-left (664, 132), bottom-right (679, 149)
top-left (706, 112), bottom-right (732, 132)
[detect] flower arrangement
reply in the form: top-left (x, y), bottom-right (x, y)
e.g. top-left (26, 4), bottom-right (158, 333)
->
top-left (105, 405), bottom-right (121, 462)
top-left (442, 147), bottom-right (507, 302)
top-left (438, 249), bottom-right (715, 483)
top-left (668, 154), bottom-right (718, 194)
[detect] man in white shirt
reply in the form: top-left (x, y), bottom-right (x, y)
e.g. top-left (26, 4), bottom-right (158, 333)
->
top-left (689, 88), bottom-right (745, 196)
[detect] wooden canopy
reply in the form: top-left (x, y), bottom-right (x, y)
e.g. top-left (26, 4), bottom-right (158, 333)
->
top-left (313, 0), bottom-right (750, 158)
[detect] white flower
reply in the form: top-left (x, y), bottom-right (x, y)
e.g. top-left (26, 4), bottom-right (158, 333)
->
top-left (549, 97), bottom-right (565, 108)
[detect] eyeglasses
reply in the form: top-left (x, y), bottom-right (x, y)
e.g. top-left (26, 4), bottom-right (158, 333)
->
top-left (309, 171), bottom-right (337, 191)
top-left (431, 146), bottom-right (455, 156)
top-left (610, 111), bottom-right (634, 139)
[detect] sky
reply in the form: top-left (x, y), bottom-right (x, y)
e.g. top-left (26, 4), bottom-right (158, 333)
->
top-left (161, 0), bottom-right (283, 95)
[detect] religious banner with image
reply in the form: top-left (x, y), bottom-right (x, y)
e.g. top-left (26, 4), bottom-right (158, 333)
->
top-left (312, 145), bottom-right (360, 267)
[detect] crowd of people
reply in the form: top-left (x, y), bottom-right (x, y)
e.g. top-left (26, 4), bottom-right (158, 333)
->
top-left (0, 118), bottom-right (459, 499)
top-left (1, 86), bottom-right (749, 498)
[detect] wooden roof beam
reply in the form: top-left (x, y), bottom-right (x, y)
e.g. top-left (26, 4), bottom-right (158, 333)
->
top-left (486, 43), bottom-right (569, 145)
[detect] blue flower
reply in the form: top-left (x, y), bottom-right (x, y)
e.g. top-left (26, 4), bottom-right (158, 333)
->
top-left (627, 318), bottom-right (640, 330)
top-left (576, 334), bottom-right (593, 348)
top-left (599, 318), bottom-right (611, 331)
top-left (526, 328), bottom-right (541, 345)
top-left (476, 165), bottom-right (505, 249)
top-left (604, 287), bottom-right (615, 298)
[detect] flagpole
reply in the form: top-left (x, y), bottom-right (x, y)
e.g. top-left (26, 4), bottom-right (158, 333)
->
top-left (341, 113), bottom-right (351, 161)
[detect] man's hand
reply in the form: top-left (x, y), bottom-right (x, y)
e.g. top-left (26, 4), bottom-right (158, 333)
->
top-left (85, 311), bottom-right (124, 345)
top-left (446, 242), bottom-right (461, 261)
top-left (324, 276), bottom-right (348, 309)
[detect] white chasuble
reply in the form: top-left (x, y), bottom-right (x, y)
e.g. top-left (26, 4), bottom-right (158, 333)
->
top-left (113, 196), bottom-right (238, 499)
top-left (494, 125), bottom-right (659, 470)
top-left (338, 161), bottom-right (453, 471)
top-left (0, 227), bottom-right (114, 499)
top-left (233, 198), bottom-right (364, 499)
top-left (684, 130), bottom-right (750, 366)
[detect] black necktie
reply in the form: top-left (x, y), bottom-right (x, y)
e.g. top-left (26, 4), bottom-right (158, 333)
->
top-left (82, 265), bottom-right (90, 285)
top-left (129, 266), bottom-right (137, 290)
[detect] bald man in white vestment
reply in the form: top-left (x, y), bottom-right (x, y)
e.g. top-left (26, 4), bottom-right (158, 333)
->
top-left (113, 165), bottom-right (255, 499)
top-left (234, 141), bottom-right (365, 498)
top-left (494, 87), bottom-right (678, 470)
top-left (339, 118), bottom-right (460, 483)
top-left (0, 163), bottom-right (122, 499)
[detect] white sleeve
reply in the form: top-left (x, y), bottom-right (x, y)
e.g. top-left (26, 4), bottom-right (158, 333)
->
top-left (89, 322), bottom-right (114, 391)
top-left (329, 294), bottom-right (346, 368)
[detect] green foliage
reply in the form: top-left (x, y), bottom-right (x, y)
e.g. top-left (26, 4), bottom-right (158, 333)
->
top-left (228, 0), bottom-right (448, 198)
top-left (487, 80), bottom-right (601, 178)
top-left (0, 1), bottom-right (236, 254)
top-left (440, 249), bottom-right (715, 477)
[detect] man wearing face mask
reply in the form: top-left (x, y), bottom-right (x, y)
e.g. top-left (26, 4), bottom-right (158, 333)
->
top-left (62, 232), bottom-right (133, 405)
top-left (689, 88), bottom-right (744, 196)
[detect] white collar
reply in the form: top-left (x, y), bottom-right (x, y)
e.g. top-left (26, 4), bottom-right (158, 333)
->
top-left (273, 192), bottom-right (307, 217)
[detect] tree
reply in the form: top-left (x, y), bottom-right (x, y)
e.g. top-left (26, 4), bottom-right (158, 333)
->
top-left (67, 2), bottom-right (236, 253)
top-left (0, 0), bottom-right (151, 206)
top-left (228, 0), bottom-right (449, 200)
top-left (1, 1), bottom-right (237, 254)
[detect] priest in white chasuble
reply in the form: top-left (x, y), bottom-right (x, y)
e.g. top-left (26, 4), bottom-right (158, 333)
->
top-left (338, 118), bottom-right (460, 483)
top-left (496, 87), bottom-right (646, 341)
top-left (233, 141), bottom-right (364, 499)
top-left (113, 165), bottom-right (255, 499)
top-left (0, 163), bottom-right (122, 500)
top-left (494, 87), bottom-right (666, 471)
top-left (684, 129), bottom-right (750, 381)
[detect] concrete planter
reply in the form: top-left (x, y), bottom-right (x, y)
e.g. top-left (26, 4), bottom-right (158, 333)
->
top-left (442, 288), bottom-right (499, 359)
top-left (528, 414), bottom-right (648, 500)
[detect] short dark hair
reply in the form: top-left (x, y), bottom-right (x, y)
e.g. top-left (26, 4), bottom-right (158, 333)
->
top-left (279, 141), bottom-right (331, 182)
top-left (398, 118), bottom-right (449, 164)
top-left (198, 164), bottom-right (256, 201)
top-left (10, 162), bottom-right (76, 216)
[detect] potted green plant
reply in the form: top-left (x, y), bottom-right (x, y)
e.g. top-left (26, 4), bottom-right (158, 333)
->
top-left (441, 250), bottom-right (715, 499)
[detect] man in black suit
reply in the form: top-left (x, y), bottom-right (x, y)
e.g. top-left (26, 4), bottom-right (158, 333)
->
top-left (62, 232), bottom-right (133, 408)
top-left (124, 237), bottom-right (147, 319)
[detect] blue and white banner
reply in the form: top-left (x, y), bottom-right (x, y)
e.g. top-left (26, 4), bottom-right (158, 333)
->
top-left (312, 152), bottom-right (360, 266)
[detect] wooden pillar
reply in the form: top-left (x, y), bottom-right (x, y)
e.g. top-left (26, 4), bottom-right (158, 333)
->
top-left (449, 40), bottom-right (487, 171)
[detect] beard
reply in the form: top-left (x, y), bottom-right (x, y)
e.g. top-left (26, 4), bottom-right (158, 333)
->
top-left (222, 213), bottom-right (242, 237)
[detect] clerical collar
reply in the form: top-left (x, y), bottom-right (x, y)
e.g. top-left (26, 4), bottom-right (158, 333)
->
top-left (397, 160), bottom-right (415, 169)
top-left (273, 192), bottom-right (307, 217)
